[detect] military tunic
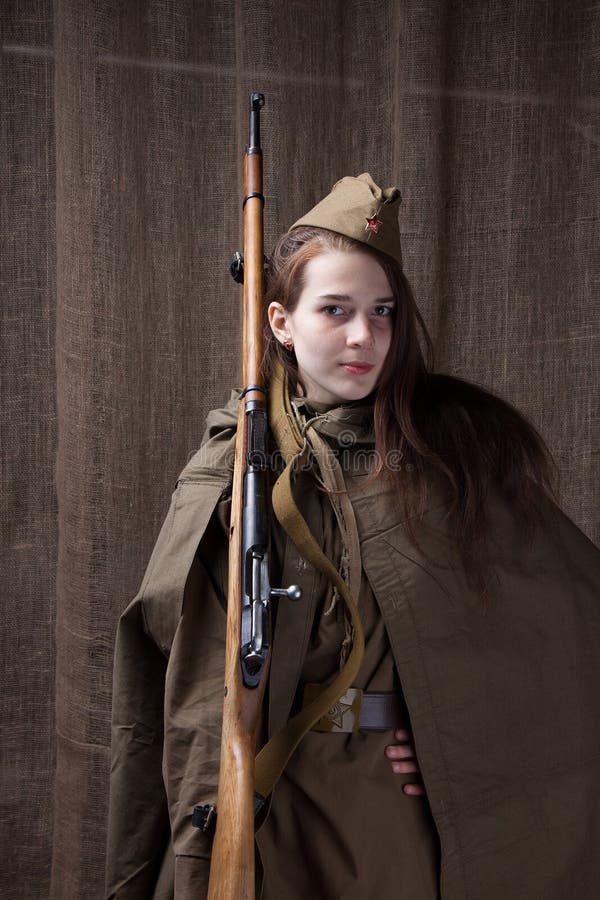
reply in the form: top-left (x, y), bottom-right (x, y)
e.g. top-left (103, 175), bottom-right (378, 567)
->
top-left (256, 398), bottom-right (440, 898)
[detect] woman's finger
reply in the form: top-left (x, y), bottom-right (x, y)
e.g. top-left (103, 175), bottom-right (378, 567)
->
top-left (385, 743), bottom-right (416, 760)
top-left (390, 759), bottom-right (419, 775)
top-left (402, 783), bottom-right (426, 797)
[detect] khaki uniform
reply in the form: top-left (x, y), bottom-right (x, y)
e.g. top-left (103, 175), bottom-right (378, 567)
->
top-left (106, 394), bottom-right (600, 899)
top-left (258, 468), bottom-right (441, 899)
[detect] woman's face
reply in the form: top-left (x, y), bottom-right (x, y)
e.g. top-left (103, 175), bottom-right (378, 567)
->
top-left (268, 249), bottom-right (395, 404)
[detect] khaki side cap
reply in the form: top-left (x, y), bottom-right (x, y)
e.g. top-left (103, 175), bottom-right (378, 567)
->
top-left (290, 173), bottom-right (403, 267)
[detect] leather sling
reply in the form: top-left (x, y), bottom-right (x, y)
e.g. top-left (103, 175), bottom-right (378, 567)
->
top-left (253, 363), bottom-right (366, 801)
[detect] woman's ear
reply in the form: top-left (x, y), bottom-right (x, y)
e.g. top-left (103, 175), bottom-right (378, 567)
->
top-left (268, 302), bottom-right (291, 345)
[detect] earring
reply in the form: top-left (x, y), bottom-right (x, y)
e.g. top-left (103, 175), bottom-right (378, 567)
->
top-left (283, 339), bottom-right (293, 351)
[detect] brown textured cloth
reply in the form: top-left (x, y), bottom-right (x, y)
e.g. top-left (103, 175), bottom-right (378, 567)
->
top-left (1, 2), bottom-right (598, 898)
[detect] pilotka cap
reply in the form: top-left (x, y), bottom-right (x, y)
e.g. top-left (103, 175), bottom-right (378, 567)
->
top-left (290, 173), bottom-right (403, 267)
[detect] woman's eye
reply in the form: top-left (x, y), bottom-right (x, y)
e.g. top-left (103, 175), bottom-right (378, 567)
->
top-left (374, 305), bottom-right (394, 317)
top-left (323, 305), bottom-right (345, 316)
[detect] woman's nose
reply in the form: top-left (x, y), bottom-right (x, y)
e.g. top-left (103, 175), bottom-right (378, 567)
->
top-left (346, 315), bottom-right (374, 347)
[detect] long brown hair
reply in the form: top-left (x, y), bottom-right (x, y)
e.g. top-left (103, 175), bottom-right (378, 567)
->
top-left (264, 226), bottom-right (557, 587)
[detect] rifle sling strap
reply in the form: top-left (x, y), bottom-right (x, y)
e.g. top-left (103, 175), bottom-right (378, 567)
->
top-left (253, 363), bottom-right (365, 802)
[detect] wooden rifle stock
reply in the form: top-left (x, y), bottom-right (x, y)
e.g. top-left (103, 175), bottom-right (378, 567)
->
top-left (207, 92), bottom-right (268, 900)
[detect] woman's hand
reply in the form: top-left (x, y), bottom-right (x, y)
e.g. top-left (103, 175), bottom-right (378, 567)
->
top-left (384, 728), bottom-right (426, 796)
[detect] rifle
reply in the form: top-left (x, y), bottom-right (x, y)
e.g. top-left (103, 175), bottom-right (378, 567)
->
top-left (204, 93), bottom-right (300, 900)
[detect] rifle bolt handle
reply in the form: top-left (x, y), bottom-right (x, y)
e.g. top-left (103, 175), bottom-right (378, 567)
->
top-left (270, 584), bottom-right (302, 602)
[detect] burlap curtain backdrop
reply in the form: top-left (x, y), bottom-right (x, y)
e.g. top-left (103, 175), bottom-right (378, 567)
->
top-left (2, 1), bottom-right (598, 897)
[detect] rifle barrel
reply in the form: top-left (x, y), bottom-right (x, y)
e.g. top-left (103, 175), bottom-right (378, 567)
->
top-left (248, 92), bottom-right (265, 151)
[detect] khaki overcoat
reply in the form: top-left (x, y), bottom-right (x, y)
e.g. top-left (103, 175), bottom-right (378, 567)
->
top-left (106, 394), bottom-right (600, 899)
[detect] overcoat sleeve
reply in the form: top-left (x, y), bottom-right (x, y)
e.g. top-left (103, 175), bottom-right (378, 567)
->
top-left (106, 397), bottom-right (238, 899)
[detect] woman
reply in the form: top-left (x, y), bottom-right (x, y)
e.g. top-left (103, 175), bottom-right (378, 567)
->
top-left (106, 175), bottom-right (600, 899)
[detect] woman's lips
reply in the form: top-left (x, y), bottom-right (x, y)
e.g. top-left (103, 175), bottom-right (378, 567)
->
top-left (341, 361), bottom-right (374, 375)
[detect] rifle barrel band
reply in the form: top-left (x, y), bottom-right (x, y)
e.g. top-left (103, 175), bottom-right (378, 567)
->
top-left (240, 384), bottom-right (267, 398)
top-left (243, 191), bottom-right (265, 207)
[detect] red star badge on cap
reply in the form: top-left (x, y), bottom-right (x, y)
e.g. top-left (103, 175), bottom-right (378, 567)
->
top-left (365, 214), bottom-right (382, 234)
